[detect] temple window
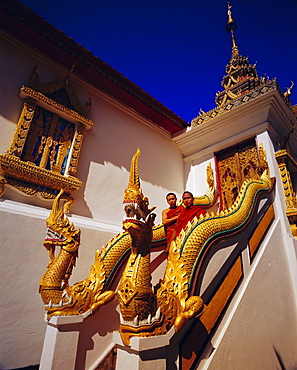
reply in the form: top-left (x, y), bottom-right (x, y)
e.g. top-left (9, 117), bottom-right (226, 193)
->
top-left (0, 67), bottom-right (93, 199)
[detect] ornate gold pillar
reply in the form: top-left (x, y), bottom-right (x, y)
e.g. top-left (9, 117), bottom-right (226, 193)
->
top-left (275, 149), bottom-right (297, 237)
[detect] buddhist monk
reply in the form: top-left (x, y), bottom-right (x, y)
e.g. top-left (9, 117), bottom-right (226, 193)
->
top-left (162, 193), bottom-right (182, 249)
top-left (174, 191), bottom-right (207, 237)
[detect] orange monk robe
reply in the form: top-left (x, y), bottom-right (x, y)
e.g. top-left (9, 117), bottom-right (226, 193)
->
top-left (174, 205), bottom-right (207, 237)
top-left (165, 206), bottom-right (182, 245)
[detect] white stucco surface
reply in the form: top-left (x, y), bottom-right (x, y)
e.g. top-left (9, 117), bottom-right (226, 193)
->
top-left (0, 32), bottom-right (185, 369)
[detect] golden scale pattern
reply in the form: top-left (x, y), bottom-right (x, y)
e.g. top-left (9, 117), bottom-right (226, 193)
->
top-left (146, 170), bottom-right (272, 340)
top-left (101, 224), bottom-right (166, 278)
top-left (174, 172), bottom-right (271, 279)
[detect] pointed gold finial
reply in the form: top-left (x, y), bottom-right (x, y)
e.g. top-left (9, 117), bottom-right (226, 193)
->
top-left (128, 148), bottom-right (141, 190)
top-left (227, 2), bottom-right (235, 25)
top-left (65, 63), bottom-right (75, 85)
top-left (226, 3), bottom-right (239, 57)
top-left (123, 148), bottom-right (143, 204)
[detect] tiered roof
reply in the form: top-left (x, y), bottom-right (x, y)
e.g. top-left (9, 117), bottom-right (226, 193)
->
top-left (215, 3), bottom-right (268, 107)
top-left (190, 3), bottom-right (294, 127)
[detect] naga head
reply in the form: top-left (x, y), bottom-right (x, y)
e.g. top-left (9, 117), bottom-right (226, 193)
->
top-left (44, 190), bottom-right (80, 254)
top-left (123, 149), bottom-right (155, 231)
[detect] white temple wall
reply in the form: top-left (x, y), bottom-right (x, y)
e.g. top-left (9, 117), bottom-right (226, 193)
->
top-left (0, 201), bottom-right (119, 369)
top-left (184, 158), bottom-right (215, 198)
top-left (74, 90), bottom-right (184, 225)
top-left (0, 208), bottom-right (47, 369)
top-left (256, 131), bottom-right (293, 235)
top-left (0, 33), bottom-right (184, 369)
top-left (0, 33), bottom-right (185, 225)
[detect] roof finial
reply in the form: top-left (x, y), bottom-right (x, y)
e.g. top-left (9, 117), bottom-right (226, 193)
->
top-left (226, 3), bottom-right (239, 57)
top-left (65, 63), bottom-right (75, 85)
top-left (284, 81), bottom-right (294, 98)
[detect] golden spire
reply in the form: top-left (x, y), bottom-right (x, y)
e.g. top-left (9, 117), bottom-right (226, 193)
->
top-left (128, 148), bottom-right (141, 191)
top-left (123, 148), bottom-right (143, 204)
top-left (226, 3), bottom-right (239, 57)
top-left (214, 3), bottom-right (265, 107)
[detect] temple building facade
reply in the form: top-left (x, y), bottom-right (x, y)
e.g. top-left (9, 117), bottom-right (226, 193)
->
top-left (0, 1), bottom-right (297, 369)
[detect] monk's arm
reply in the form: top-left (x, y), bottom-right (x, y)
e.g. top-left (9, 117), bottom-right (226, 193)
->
top-left (162, 209), bottom-right (179, 225)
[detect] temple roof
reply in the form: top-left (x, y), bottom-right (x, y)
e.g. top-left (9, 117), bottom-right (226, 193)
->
top-left (191, 3), bottom-right (295, 128)
top-left (0, 0), bottom-right (188, 134)
top-left (215, 3), bottom-right (270, 107)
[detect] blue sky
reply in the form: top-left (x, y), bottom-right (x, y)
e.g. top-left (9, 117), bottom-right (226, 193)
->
top-left (20, 0), bottom-right (297, 123)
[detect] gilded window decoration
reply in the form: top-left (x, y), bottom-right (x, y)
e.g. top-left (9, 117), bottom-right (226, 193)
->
top-left (0, 67), bottom-right (93, 199)
top-left (215, 138), bottom-right (263, 210)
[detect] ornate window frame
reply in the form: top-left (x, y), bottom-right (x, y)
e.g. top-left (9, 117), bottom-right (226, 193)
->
top-left (0, 72), bottom-right (93, 199)
top-left (215, 137), bottom-right (267, 210)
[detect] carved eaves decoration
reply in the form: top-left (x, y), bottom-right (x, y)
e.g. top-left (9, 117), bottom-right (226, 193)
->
top-left (0, 68), bottom-right (93, 199)
top-left (275, 149), bottom-right (297, 237)
top-left (0, 0), bottom-right (188, 132)
top-left (191, 79), bottom-right (278, 127)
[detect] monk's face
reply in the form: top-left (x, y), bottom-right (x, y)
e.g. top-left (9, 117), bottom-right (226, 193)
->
top-left (182, 192), bottom-right (194, 208)
top-left (166, 194), bottom-right (177, 208)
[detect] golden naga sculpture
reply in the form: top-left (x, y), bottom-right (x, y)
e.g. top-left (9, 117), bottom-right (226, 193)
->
top-left (39, 152), bottom-right (166, 318)
top-left (40, 147), bottom-right (272, 347)
top-left (117, 152), bottom-right (272, 345)
top-left (158, 171), bottom-right (271, 324)
top-left (117, 150), bottom-right (207, 345)
top-left (39, 190), bottom-right (115, 318)
top-left (117, 149), bottom-right (160, 342)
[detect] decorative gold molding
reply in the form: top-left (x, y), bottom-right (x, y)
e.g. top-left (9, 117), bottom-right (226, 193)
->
top-left (191, 80), bottom-right (278, 127)
top-left (67, 125), bottom-right (84, 176)
top-left (19, 86), bottom-right (93, 129)
top-left (7, 97), bottom-right (36, 157)
top-left (275, 149), bottom-right (297, 168)
top-left (0, 153), bottom-right (82, 198)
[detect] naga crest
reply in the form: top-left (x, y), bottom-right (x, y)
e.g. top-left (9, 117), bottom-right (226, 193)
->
top-left (44, 190), bottom-right (80, 257)
top-left (122, 148), bottom-right (155, 230)
top-left (40, 189), bottom-right (114, 317)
